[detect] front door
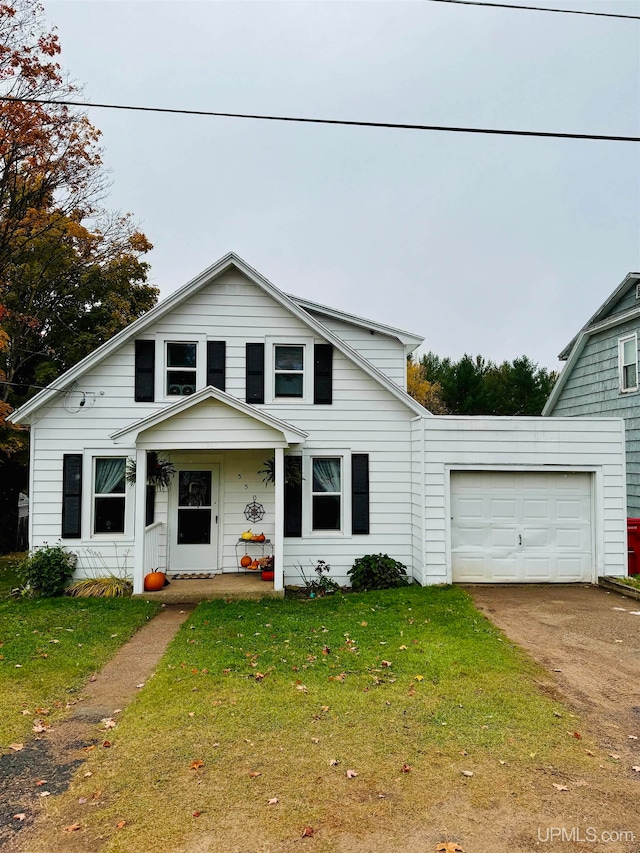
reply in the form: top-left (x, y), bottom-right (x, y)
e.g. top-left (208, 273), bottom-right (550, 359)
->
top-left (169, 465), bottom-right (219, 573)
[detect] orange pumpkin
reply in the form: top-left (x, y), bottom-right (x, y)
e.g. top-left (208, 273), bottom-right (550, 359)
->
top-left (144, 571), bottom-right (166, 591)
top-left (240, 555), bottom-right (252, 568)
top-left (255, 533), bottom-right (266, 542)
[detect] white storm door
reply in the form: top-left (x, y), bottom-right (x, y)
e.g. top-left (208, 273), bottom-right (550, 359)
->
top-left (169, 465), bottom-right (219, 572)
top-left (450, 471), bottom-right (592, 583)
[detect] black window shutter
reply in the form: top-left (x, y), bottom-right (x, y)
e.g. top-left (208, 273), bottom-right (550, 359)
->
top-left (135, 339), bottom-right (155, 402)
top-left (207, 341), bottom-right (226, 391)
top-left (246, 343), bottom-right (264, 404)
top-left (351, 454), bottom-right (370, 535)
top-left (62, 454), bottom-right (82, 538)
top-left (314, 344), bottom-right (333, 404)
top-left (284, 456), bottom-right (303, 537)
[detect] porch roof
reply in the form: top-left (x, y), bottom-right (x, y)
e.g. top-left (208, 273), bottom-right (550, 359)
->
top-left (110, 386), bottom-right (308, 449)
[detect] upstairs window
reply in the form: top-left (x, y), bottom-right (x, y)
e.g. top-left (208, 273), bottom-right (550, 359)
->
top-left (619, 334), bottom-right (638, 392)
top-left (274, 345), bottom-right (304, 398)
top-left (312, 457), bottom-right (342, 531)
top-left (94, 457), bottom-right (126, 534)
top-left (167, 342), bottom-right (197, 396)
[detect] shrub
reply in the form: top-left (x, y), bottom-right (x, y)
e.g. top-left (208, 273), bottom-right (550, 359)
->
top-left (18, 544), bottom-right (77, 597)
top-left (296, 559), bottom-right (340, 596)
top-left (65, 577), bottom-right (133, 597)
top-left (348, 554), bottom-right (410, 591)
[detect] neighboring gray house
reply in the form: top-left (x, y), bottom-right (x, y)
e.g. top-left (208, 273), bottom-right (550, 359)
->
top-left (543, 272), bottom-right (640, 516)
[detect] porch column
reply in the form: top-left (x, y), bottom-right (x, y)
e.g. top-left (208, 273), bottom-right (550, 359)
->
top-left (133, 448), bottom-right (147, 594)
top-left (274, 447), bottom-right (284, 591)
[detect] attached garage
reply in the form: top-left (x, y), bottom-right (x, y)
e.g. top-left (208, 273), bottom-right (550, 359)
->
top-left (450, 471), bottom-right (593, 583)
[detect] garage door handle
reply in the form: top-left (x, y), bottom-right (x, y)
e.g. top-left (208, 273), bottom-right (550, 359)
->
top-left (518, 534), bottom-right (522, 546)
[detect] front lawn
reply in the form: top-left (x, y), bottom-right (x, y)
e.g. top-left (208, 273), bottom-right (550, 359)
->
top-left (0, 552), bottom-right (23, 598)
top-left (0, 597), bottom-right (160, 750)
top-left (37, 586), bottom-right (610, 852)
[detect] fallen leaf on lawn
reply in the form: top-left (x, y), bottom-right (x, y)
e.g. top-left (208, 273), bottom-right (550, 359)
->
top-left (20, 710), bottom-right (31, 716)
top-left (15, 664), bottom-right (22, 668)
top-left (435, 844), bottom-right (466, 853)
top-left (460, 750), bottom-right (468, 756)
top-left (248, 771), bottom-right (261, 777)
top-left (40, 791), bottom-right (51, 797)
top-left (116, 820), bottom-right (127, 828)
top-left (102, 740), bottom-right (111, 748)
top-left (346, 769), bottom-right (358, 778)
top-left (329, 759), bottom-right (340, 766)
top-left (585, 749), bottom-right (595, 756)
top-left (632, 766), bottom-right (640, 772)
top-left (188, 712), bottom-right (195, 717)
top-left (83, 771), bottom-right (92, 777)
top-left (302, 826), bottom-right (315, 837)
top-left (295, 684), bottom-right (308, 692)
top-left (254, 672), bottom-right (265, 680)
top-left (321, 705), bottom-right (329, 712)
top-left (608, 753), bottom-right (620, 760)
top-left (91, 791), bottom-right (102, 800)
top-left (414, 675), bottom-right (424, 682)
top-left (9, 743), bottom-right (24, 751)
top-left (32, 722), bottom-right (50, 733)
top-left (78, 797), bottom-right (87, 804)
top-left (401, 764), bottom-right (411, 773)
top-left (461, 770), bottom-right (474, 777)
top-left (136, 683), bottom-right (145, 689)
top-left (101, 718), bottom-right (116, 729)
top-left (190, 760), bottom-right (205, 770)
top-left (552, 783), bottom-right (569, 791)
top-left (322, 646), bottom-right (330, 655)
top-left (268, 797), bottom-right (278, 805)
top-left (65, 823), bottom-right (82, 832)
top-left (360, 621), bottom-right (368, 627)
top-left (571, 731), bottom-right (582, 739)
top-left (35, 780), bottom-right (47, 786)
top-left (499, 760), bottom-right (506, 766)
top-left (553, 711), bottom-right (562, 717)
top-left (311, 737), bottom-right (320, 744)
top-left (13, 814), bottom-right (26, 821)
top-left (83, 745), bottom-right (95, 753)
top-left (628, 734), bottom-right (638, 740)
top-left (380, 660), bottom-right (392, 668)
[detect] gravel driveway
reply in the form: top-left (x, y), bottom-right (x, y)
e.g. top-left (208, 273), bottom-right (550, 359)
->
top-left (467, 583), bottom-right (640, 777)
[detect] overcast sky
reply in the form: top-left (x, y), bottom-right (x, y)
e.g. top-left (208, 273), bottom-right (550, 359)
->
top-left (43, 0), bottom-right (639, 369)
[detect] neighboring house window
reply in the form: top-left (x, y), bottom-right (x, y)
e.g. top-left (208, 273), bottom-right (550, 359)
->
top-left (167, 342), bottom-right (197, 396)
top-left (312, 457), bottom-right (341, 531)
top-left (94, 458), bottom-right (126, 534)
top-left (274, 345), bottom-right (304, 398)
top-left (619, 334), bottom-right (638, 392)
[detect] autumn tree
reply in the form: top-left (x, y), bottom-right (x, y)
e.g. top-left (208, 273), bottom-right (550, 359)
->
top-left (0, 0), bottom-right (159, 551)
top-left (406, 357), bottom-right (447, 413)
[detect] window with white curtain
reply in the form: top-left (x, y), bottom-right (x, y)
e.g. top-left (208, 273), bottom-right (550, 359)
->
top-left (94, 457), bottom-right (126, 534)
top-left (311, 457), bottom-right (341, 531)
top-left (619, 334), bottom-right (638, 392)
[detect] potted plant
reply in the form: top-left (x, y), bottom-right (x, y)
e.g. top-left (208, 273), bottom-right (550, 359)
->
top-left (126, 452), bottom-right (176, 489)
top-left (258, 555), bottom-right (274, 582)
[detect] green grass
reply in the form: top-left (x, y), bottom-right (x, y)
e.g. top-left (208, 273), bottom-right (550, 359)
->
top-left (0, 596), bottom-right (160, 749)
top-left (0, 552), bottom-right (24, 598)
top-left (618, 575), bottom-right (640, 590)
top-left (48, 586), bottom-right (602, 852)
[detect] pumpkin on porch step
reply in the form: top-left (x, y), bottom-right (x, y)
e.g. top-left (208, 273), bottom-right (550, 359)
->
top-left (261, 570), bottom-right (274, 582)
top-left (144, 571), bottom-right (166, 591)
top-left (240, 555), bottom-right (252, 568)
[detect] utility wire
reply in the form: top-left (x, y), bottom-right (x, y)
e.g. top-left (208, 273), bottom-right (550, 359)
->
top-left (1, 96), bottom-right (638, 143)
top-left (427, 0), bottom-right (640, 19)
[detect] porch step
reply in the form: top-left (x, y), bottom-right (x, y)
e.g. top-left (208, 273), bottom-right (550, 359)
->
top-left (133, 573), bottom-right (283, 604)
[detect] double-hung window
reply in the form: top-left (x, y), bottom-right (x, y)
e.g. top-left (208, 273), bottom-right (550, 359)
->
top-left (619, 334), bottom-right (638, 392)
top-left (274, 345), bottom-right (304, 398)
top-left (94, 458), bottom-right (126, 534)
top-left (311, 457), bottom-right (342, 531)
top-left (167, 342), bottom-right (197, 396)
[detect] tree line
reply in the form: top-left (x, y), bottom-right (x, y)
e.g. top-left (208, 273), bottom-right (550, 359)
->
top-left (407, 353), bottom-right (557, 416)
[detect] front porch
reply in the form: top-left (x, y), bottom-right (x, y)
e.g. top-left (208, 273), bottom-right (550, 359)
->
top-left (133, 572), bottom-right (284, 604)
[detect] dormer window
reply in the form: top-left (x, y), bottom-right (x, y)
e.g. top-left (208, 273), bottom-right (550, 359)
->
top-left (167, 343), bottom-right (197, 396)
top-left (619, 334), bottom-right (638, 392)
top-left (274, 346), bottom-right (304, 398)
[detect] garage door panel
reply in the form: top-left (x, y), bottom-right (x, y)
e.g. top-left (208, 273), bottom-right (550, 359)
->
top-left (451, 472), bottom-right (593, 583)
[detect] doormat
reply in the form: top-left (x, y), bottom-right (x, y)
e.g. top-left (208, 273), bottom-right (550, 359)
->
top-left (167, 573), bottom-right (218, 580)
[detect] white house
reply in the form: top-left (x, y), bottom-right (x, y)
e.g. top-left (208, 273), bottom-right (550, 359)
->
top-left (10, 253), bottom-right (628, 592)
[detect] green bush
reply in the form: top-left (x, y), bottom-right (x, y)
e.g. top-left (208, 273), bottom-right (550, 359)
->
top-left (348, 553), bottom-right (410, 591)
top-left (18, 544), bottom-right (77, 597)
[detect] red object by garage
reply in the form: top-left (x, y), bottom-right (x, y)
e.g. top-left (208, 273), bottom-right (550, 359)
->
top-left (626, 519), bottom-right (640, 575)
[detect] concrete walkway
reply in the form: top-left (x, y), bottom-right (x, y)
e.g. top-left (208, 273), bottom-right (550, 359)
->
top-left (1, 604), bottom-right (193, 851)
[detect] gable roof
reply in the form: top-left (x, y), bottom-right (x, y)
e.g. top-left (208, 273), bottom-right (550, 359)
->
top-left (543, 271), bottom-right (640, 416)
top-left (10, 252), bottom-right (428, 423)
top-left (110, 385), bottom-right (308, 446)
top-left (288, 294), bottom-right (424, 350)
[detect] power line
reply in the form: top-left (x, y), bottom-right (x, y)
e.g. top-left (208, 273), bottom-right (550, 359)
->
top-left (1, 96), bottom-right (638, 143)
top-left (427, 0), bottom-right (640, 20)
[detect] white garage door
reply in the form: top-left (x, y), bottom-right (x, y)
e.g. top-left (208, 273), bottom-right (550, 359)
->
top-left (450, 471), bottom-right (593, 583)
